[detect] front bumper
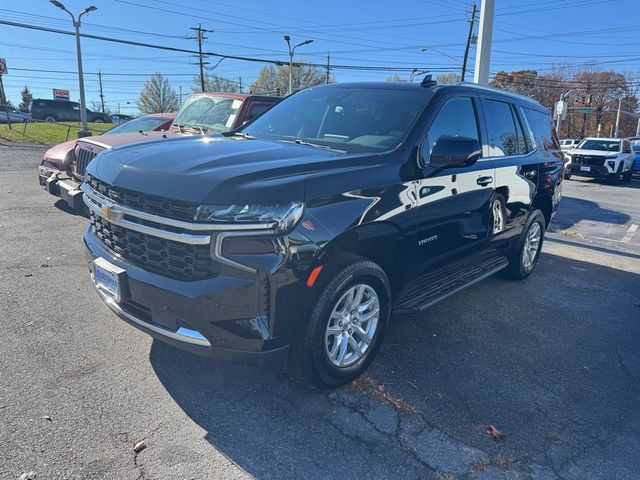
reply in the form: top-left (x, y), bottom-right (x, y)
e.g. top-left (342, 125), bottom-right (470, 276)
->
top-left (568, 164), bottom-right (611, 178)
top-left (83, 228), bottom-right (291, 370)
top-left (45, 171), bottom-right (86, 210)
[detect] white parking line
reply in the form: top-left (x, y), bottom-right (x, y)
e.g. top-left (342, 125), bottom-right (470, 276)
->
top-left (621, 224), bottom-right (639, 243)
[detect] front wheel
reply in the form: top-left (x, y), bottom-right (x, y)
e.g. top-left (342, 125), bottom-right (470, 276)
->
top-left (293, 256), bottom-right (391, 388)
top-left (503, 209), bottom-right (546, 280)
top-left (622, 167), bottom-right (632, 182)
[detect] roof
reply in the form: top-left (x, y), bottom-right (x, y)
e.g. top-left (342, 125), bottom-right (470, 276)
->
top-left (307, 81), bottom-right (545, 109)
top-left (184, 92), bottom-right (280, 101)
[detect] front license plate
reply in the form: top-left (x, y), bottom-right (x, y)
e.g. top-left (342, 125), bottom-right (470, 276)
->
top-left (580, 166), bottom-right (590, 172)
top-left (93, 257), bottom-right (124, 302)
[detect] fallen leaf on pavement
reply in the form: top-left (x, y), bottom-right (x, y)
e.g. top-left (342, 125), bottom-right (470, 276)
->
top-left (24, 273), bottom-right (33, 277)
top-left (40, 263), bottom-right (50, 268)
top-left (487, 425), bottom-right (504, 441)
top-left (133, 440), bottom-right (147, 453)
top-left (19, 472), bottom-right (36, 480)
top-left (43, 416), bottom-right (52, 422)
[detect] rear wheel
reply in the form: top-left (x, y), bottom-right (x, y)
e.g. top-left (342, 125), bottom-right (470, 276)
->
top-left (504, 209), bottom-right (545, 280)
top-left (44, 115), bottom-right (57, 123)
top-left (293, 256), bottom-right (391, 388)
top-left (94, 119), bottom-right (104, 124)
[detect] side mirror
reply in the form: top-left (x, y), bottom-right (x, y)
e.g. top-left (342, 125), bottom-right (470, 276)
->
top-left (429, 135), bottom-right (482, 168)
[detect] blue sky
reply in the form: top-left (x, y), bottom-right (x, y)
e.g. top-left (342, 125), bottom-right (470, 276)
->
top-left (1, 0), bottom-right (638, 113)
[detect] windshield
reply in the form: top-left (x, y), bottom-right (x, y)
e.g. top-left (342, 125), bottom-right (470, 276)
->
top-left (105, 116), bottom-right (169, 135)
top-left (633, 144), bottom-right (640, 153)
top-left (577, 139), bottom-right (620, 152)
top-left (174, 95), bottom-right (243, 132)
top-left (241, 87), bottom-right (431, 153)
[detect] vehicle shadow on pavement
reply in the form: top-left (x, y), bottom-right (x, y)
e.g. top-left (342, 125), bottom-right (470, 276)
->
top-left (549, 195), bottom-right (630, 231)
top-left (149, 253), bottom-right (640, 479)
top-left (53, 199), bottom-right (89, 218)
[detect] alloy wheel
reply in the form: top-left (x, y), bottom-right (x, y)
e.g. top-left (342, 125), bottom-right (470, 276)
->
top-left (324, 284), bottom-right (380, 368)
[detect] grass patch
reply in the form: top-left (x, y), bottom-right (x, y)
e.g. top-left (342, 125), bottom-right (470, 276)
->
top-left (0, 122), bottom-right (114, 146)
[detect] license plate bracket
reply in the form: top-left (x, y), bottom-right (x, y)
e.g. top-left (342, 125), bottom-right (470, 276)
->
top-left (92, 257), bottom-right (127, 303)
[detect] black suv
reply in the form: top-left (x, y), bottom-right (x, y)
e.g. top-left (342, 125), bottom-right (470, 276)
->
top-left (30, 99), bottom-right (111, 123)
top-left (81, 81), bottom-right (563, 387)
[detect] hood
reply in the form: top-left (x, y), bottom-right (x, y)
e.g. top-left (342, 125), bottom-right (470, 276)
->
top-left (81, 130), bottom-right (178, 148)
top-left (87, 135), bottom-right (372, 205)
top-left (568, 149), bottom-right (619, 157)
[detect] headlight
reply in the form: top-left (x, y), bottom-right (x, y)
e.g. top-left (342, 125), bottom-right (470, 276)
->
top-left (194, 202), bottom-right (304, 232)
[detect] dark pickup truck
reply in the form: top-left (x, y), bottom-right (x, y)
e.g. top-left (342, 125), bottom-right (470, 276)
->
top-left (81, 81), bottom-right (563, 387)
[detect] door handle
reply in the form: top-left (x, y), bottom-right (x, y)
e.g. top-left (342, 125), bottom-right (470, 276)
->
top-left (476, 176), bottom-right (493, 186)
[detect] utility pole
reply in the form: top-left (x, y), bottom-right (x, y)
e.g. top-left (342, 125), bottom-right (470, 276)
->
top-left (238, 76), bottom-right (242, 93)
top-left (473, 0), bottom-right (494, 84)
top-left (636, 116), bottom-right (640, 137)
top-left (326, 53), bottom-right (331, 84)
top-left (98, 70), bottom-right (105, 113)
top-left (179, 85), bottom-right (182, 107)
top-left (614, 97), bottom-right (622, 138)
top-left (189, 24), bottom-right (213, 92)
top-left (461, 3), bottom-right (477, 82)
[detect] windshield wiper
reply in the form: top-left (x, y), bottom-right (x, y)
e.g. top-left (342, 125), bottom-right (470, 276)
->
top-left (184, 124), bottom-right (208, 134)
top-left (279, 139), bottom-right (345, 153)
top-left (173, 123), bottom-right (186, 133)
top-left (223, 131), bottom-right (255, 139)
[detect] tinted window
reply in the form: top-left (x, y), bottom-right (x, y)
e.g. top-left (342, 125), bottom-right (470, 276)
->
top-left (484, 99), bottom-right (521, 157)
top-left (523, 107), bottom-right (557, 152)
top-left (623, 140), bottom-right (631, 152)
top-left (247, 103), bottom-right (272, 121)
top-left (425, 97), bottom-right (480, 155)
top-left (243, 87), bottom-right (431, 153)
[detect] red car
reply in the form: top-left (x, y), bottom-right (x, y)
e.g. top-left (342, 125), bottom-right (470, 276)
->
top-left (40, 93), bottom-right (280, 210)
top-left (37, 113), bottom-right (175, 184)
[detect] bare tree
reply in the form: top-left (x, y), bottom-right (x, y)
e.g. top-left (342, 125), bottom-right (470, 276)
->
top-left (249, 61), bottom-right (334, 95)
top-left (193, 74), bottom-right (239, 93)
top-left (138, 73), bottom-right (179, 114)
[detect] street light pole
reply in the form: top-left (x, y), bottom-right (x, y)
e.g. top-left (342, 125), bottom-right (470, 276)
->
top-left (283, 35), bottom-right (313, 95)
top-left (555, 89), bottom-right (577, 137)
top-left (50, 1), bottom-right (96, 138)
top-left (473, 0), bottom-right (495, 84)
top-left (614, 97), bottom-right (622, 138)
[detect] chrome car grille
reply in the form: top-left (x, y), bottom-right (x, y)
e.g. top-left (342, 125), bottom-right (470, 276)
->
top-left (87, 174), bottom-right (198, 222)
top-left (570, 154), bottom-right (606, 166)
top-left (74, 143), bottom-right (104, 179)
top-left (90, 212), bottom-right (218, 281)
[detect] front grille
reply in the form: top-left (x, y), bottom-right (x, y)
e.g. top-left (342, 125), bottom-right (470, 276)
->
top-left (571, 154), bottom-right (606, 166)
top-left (74, 143), bottom-right (105, 178)
top-left (90, 213), bottom-right (217, 281)
top-left (87, 175), bottom-right (198, 222)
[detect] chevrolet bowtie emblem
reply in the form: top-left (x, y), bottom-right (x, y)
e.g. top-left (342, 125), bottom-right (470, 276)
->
top-left (101, 206), bottom-right (121, 221)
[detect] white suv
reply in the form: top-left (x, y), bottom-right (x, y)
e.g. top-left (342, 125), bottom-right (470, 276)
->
top-left (565, 137), bottom-right (634, 182)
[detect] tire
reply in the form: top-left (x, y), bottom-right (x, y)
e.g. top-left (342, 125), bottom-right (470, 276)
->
top-left (44, 115), bottom-right (57, 123)
top-left (563, 168), bottom-right (572, 180)
top-left (94, 119), bottom-right (104, 124)
top-left (622, 167), bottom-right (632, 182)
top-left (292, 255), bottom-right (391, 388)
top-left (503, 209), bottom-right (546, 280)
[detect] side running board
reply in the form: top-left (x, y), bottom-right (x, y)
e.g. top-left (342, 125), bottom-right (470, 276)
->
top-left (394, 255), bottom-right (509, 314)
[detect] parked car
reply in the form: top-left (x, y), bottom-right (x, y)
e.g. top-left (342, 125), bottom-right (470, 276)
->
top-left (560, 138), bottom-right (580, 151)
top-left (81, 81), bottom-right (563, 387)
top-left (0, 105), bottom-right (31, 123)
top-left (37, 113), bottom-right (176, 188)
top-left (632, 141), bottom-right (640, 173)
top-left (41, 93), bottom-right (280, 210)
top-left (29, 99), bottom-right (112, 123)
top-left (111, 114), bottom-right (135, 124)
top-left (565, 137), bottom-right (634, 182)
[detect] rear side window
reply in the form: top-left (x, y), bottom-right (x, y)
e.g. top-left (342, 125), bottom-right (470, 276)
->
top-left (425, 97), bottom-right (480, 154)
top-left (523, 107), bottom-right (559, 152)
top-left (247, 103), bottom-right (272, 121)
top-left (483, 99), bottom-right (524, 157)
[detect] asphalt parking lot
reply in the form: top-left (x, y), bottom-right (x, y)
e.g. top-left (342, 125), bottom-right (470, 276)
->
top-left (1, 143), bottom-right (639, 480)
